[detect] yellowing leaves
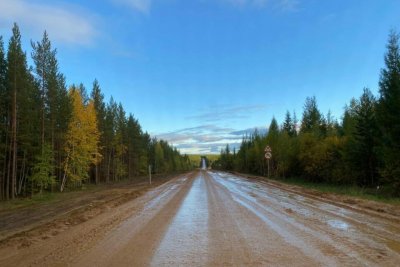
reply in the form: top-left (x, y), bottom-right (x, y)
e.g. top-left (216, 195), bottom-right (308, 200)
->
top-left (64, 87), bottom-right (101, 183)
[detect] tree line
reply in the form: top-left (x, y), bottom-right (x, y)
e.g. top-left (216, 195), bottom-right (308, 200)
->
top-left (0, 23), bottom-right (192, 200)
top-left (215, 31), bottom-right (400, 196)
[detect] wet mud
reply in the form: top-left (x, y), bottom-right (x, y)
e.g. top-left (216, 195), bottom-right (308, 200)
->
top-left (0, 170), bottom-right (399, 266)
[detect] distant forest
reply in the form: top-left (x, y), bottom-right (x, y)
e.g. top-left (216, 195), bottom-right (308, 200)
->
top-left (215, 31), bottom-right (400, 197)
top-left (0, 23), bottom-right (192, 201)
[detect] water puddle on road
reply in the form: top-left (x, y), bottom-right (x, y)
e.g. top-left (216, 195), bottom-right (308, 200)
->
top-left (327, 219), bottom-right (350, 231)
top-left (150, 175), bottom-right (209, 266)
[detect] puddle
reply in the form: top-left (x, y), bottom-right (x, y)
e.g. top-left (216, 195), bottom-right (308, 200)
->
top-left (327, 219), bottom-right (349, 231)
top-left (151, 176), bottom-right (209, 266)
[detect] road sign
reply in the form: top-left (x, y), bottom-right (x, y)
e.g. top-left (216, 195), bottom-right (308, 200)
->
top-left (264, 145), bottom-right (272, 178)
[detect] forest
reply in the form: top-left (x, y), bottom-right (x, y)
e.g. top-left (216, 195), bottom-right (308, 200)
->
top-left (0, 23), bottom-right (192, 201)
top-left (215, 31), bottom-right (400, 197)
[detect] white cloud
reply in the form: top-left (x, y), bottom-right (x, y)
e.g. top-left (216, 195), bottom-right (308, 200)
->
top-left (112, 0), bottom-right (152, 14)
top-left (186, 104), bottom-right (266, 122)
top-left (154, 124), bottom-right (264, 154)
top-left (0, 0), bottom-right (98, 45)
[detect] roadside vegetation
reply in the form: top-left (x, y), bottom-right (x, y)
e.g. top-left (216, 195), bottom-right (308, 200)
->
top-left (214, 30), bottom-right (400, 198)
top-left (187, 154), bottom-right (220, 168)
top-left (0, 23), bottom-right (193, 201)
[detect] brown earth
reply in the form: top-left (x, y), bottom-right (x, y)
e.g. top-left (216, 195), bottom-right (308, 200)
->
top-left (0, 170), bottom-right (399, 266)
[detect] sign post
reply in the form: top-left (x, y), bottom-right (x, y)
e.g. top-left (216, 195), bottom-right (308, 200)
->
top-left (149, 165), bottom-right (152, 185)
top-left (264, 146), bottom-right (272, 178)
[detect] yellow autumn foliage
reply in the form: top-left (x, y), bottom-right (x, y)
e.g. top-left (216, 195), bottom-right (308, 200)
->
top-left (64, 87), bottom-right (101, 183)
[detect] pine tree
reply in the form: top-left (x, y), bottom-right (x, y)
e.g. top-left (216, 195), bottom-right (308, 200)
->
top-left (376, 30), bottom-right (400, 194)
top-left (6, 23), bottom-right (33, 199)
top-left (90, 79), bottom-right (106, 183)
top-left (267, 117), bottom-right (279, 142)
top-left (0, 36), bottom-right (7, 198)
top-left (154, 141), bottom-right (164, 173)
top-left (114, 103), bottom-right (127, 180)
top-left (0, 36), bottom-right (7, 200)
top-left (283, 111), bottom-right (296, 137)
top-left (342, 98), bottom-right (358, 136)
top-left (282, 111), bottom-right (292, 135)
top-left (31, 31), bottom-right (70, 184)
top-left (126, 114), bottom-right (144, 177)
top-left (31, 31), bottom-right (52, 149)
top-left (350, 88), bottom-right (379, 186)
top-left (104, 97), bottom-right (117, 182)
top-left (300, 96), bottom-right (322, 135)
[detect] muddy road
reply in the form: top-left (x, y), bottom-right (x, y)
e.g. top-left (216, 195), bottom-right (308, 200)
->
top-left (1, 170), bottom-right (400, 266)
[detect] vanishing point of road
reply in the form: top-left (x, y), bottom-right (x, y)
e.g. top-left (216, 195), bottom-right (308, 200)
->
top-left (1, 170), bottom-right (400, 266)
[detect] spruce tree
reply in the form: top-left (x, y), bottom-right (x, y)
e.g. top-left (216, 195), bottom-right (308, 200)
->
top-left (351, 88), bottom-right (379, 186)
top-left (0, 36), bottom-right (7, 200)
top-left (31, 31), bottom-right (70, 183)
top-left (91, 79), bottom-right (106, 183)
top-left (300, 96), bottom-right (322, 135)
top-left (282, 111), bottom-right (293, 136)
top-left (376, 30), bottom-right (400, 194)
top-left (283, 111), bottom-right (296, 137)
top-left (6, 23), bottom-right (32, 199)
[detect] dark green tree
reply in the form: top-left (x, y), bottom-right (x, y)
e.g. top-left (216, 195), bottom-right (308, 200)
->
top-left (376, 30), bottom-right (400, 194)
top-left (31, 31), bottom-right (71, 184)
top-left (282, 111), bottom-right (296, 137)
top-left (91, 79), bottom-right (106, 183)
top-left (348, 88), bottom-right (379, 186)
top-left (0, 36), bottom-right (7, 199)
top-left (300, 96), bottom-right (322, 135)
top-left (31, 143), bottom-right (56, 194)
top-left (6, 23), bottom-right (40, 199)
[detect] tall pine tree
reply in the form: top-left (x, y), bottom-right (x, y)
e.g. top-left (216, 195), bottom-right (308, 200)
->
top-left (0, 36), bottom-right (7, 200)
top-left (376, 30), bottom-right (400, 195)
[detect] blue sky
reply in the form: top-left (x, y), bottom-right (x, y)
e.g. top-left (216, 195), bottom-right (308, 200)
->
top-left (0, 0), bottom-right (399, 154)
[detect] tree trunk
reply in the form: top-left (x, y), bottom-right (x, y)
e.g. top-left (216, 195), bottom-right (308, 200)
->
top-left (10, 69), bottom-right (17, 200)
top-left (60, 160), bottom-right (68, 192)
top-left (18, 152), bottom-right (25, 195)
top-left (6, 132), bottom-right (11, 200)
top-left (107, 148), bottom-right (111, 183)
top-left (95, 152), bottom-right (99, 185)
top-left (1, 124), bottom-right (9, 200)
top-left (41, 64), bottom-right (46, 154)
top-left (60, 151), bottom-right (70, 192)
top-left (128, 150), bottom-right (131, 180)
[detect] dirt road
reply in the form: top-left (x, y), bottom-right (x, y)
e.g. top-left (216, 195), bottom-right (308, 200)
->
top-left (1, 170), bottom-right (400, 266)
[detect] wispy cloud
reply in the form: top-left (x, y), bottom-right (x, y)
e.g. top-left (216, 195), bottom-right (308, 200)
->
top-left (224, 0), bottom-right (267, 8)
top-left (112, 0), bottom-right (151, 14)
top-left (175, 142), bottom-right (242, 155)
top-left (278, 0), bottom-right (299, 11)
top-left (0, 0), bottom-right (98, 46)
top-left (186, 104), bottom-right (266, 122)
top-left (154, 124), bottom-right (262, 154)
top-left (230, 127), bottom-right (267, 136)
top-left (223, 0), bottom-right (300, 11)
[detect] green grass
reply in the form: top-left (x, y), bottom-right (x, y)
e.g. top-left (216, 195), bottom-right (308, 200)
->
top-left (0, 184), bottom-right (99, 212)
top-left (272, 176), bottom-right (400, 205)
top-left (0, 192), bottom-right (59, 211)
